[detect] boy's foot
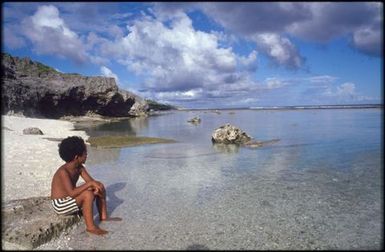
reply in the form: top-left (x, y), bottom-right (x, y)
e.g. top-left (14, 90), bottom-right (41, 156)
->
top-left (86, 227), bottom-right (108, 235)
top-left (100, 217), bottom-right (122, 222)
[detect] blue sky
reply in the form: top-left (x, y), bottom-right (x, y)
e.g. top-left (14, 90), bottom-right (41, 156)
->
top-left (2, 2), bottom-right (383, 108)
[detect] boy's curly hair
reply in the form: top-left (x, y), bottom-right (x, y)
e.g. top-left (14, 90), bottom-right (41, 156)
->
top-left (58, 136), bottom-right (86, 162)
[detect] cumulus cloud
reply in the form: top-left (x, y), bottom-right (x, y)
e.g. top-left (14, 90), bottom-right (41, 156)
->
top-left (198, 2), bottom-right (382, 64)
top-left (100, 66), bottom-right (119, 84)
top-left (270, 75), bottom-right (380, 105)
top-left (198, 2), bottom-right (309, 68)
top-left (336, 82), bottom-right (356, 97)
top-left (352, 25), bottom-right (383, 56)
top-left (265, 78), bottom-right (286, 89)
top-left (53, 3), bottom-right (128, 37)
top-left (315, 82), bottom-right (377, 103)
top-left (238, 50), bottom-right (258, 71)
top-left (322, 82), bottom-right (355, 98)
top-left (2, 2), bottom-right (380, 107)
top-left (20, 5), bottom-right (88, 63)
top-left (199, 2), bottom-right (311, 35)
top-left (99, 12), bottom-right (259, 102)
top-left (252, 33), bottom-right (303, 69)
top-left (287, 2), bottom-right (382, 56)
top-left (150, 2), bottom-right (195, 21)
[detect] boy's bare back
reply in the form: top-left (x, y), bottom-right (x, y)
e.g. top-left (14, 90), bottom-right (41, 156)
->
top-left (51, 164), bottom-right (81, 199)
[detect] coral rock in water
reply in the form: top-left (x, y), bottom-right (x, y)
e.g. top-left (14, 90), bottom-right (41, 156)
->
top-left (211, 124), bottom-right (252, 144)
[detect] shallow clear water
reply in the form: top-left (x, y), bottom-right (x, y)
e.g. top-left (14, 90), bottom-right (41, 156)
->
top-left (39, 109), bottom-right (383, 250)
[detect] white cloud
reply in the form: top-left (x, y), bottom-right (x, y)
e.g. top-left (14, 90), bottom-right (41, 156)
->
top-left (3, 2), bottom-right (380, 108)
top-left (238, 50), bottom-right (258, 71)
top-left (199, 2), bottom-right (382, 63)
top-left (265, 78), bottom-right (286, 89)
top-left (100, 66), bottom-right (119, 84)
top-left (353, 26), bottom-right (382, 56)
top-left (322, 82), bottom-right (357, 101)
top-left (307, 75), bottom-right (338, 85)
top-left (288, 2), bottom-right (382, 56)
top-left (99, 11), bottom-right (258, 100)
top-left (336, 82), bottom-right (356, 96)
top-left (198, 3), bottom-right (308, 68)
top-left (21, 5), bottom-right (88, 63)
top-left (253, 33), bottom-right (303, 68)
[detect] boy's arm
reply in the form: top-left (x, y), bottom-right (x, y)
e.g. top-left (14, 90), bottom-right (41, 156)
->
top-left (79, 165), bottom-right (105, 193)
top-left (79, 165), bottom-right (94, 182)
top-left (59, 169), bottom-right (97, 198)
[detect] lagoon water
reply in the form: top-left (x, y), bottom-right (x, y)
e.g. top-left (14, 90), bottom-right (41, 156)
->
top-left (38, 108), bottom-right (383, 250)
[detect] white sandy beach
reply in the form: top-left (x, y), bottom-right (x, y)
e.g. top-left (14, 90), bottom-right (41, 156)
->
top-left (2, 115), bottom-right (89, 202)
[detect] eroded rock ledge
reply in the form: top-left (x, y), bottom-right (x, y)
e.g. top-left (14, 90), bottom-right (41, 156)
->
top-left (2, 197), bottom-right (82, 249)
top-left (1, 53), bottom-right (148, 118)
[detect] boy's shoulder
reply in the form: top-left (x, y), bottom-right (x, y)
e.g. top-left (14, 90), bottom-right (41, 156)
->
top-left (54, 164), bottom-right (68, 175)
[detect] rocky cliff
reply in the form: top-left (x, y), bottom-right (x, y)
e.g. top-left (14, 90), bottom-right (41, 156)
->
top-left (1, 53), bottom-right (149, 118)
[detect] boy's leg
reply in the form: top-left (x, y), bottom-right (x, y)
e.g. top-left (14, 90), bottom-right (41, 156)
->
top-left (94, 191), bottom-right (122, 222)
top-left (75, 190), bottom-right (108, 235)
top-left (95, 194), bottom-right (108, 220)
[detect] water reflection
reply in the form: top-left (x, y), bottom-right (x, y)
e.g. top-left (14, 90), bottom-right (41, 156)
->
top-left (212, 143), bottom-right (240, 153)
top-left (86, 146), bottom-right (122, 165)
top-left (74, 117), bottom-right (150, 137)
top-left (129, 117), bottom-right (149, 133)
top-left (126, 144), bottom-right (225, 200)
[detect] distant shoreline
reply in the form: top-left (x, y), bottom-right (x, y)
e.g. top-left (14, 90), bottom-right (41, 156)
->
top-left (178, 104), bottom-right (383, 111)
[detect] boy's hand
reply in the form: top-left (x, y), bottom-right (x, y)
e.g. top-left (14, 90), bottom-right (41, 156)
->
top-left (94, 180), bottom-right (106, 194)
top-left (88, 184), bottom-right (104, 197)
top-left (89, 180), bottom-right (105, 197)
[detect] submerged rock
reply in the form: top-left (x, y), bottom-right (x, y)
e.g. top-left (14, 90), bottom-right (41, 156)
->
top-left (211, 124), bottom-right (252, 144)
top-left (243, 139), bottom-right (280, 148)
top-left (187, 116), bottom-right (201, 124)
top-left (23, 127), bottom-right (44, 135)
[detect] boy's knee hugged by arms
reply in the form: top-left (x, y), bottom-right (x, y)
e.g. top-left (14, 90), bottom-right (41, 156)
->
top-left (51, 136), bottom-right (121, 236)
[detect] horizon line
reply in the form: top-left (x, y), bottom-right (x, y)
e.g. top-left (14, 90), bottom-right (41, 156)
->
top-left (177, 103), bottom-right (383, 110)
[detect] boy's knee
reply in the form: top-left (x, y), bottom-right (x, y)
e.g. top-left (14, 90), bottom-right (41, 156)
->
top-left (84, 190), bottom-right (95, 201)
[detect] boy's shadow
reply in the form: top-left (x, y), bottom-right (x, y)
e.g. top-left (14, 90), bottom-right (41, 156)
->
top-left (93, 182), bottom-right (126, 221)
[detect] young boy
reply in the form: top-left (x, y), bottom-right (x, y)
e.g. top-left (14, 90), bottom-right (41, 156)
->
top-left (51, 136), bottom-right (121, 235)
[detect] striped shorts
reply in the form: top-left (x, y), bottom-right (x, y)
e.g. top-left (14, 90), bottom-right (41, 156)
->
top-left (51, 196), bottom-right (80, 215)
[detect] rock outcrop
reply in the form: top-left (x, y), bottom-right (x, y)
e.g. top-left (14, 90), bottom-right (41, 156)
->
top-left (211, 124), bottom-right (280, 148)
top-left (22, 127), bottom-right (44, 135)
top-left (1, 53), bottom-right (149, 118)
top-left (2, 196), bottom-right (82, 249)
top-left (211, 124), bottom-right (252, 144)
top-left (187, 116), bottom-right (201, 124)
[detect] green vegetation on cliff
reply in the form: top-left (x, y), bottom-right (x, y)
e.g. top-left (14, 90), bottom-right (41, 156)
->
top-left (146, 99), bottom-right (177, 111)
top-left (35, 62), bottom-right (57, 75)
